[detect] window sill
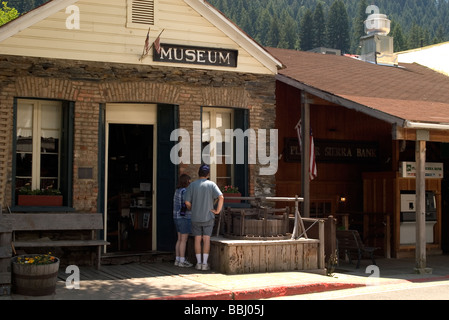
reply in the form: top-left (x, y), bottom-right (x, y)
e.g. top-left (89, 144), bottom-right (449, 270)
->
top-left (10, 206), bottom-right (76, 213)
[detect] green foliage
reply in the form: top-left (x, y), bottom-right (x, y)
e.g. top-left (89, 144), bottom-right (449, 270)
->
top-left (4, 0), bottom-right (47, 15)
top-left (326, 0), bottom-right (350, 53)
top-left (299, 8), bottom-right (314, 50)
top-left (208, 0), bottom-right (449, 52)
top-left (15, 253), bottom-right (58, 265)
top-left (18, 186), bottom-right (62, 195)
top-left (0, 1), bottom-right (19, 26)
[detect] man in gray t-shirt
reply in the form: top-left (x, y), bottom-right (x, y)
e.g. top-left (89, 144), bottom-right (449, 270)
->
top-left (185, 165), bottom-right (223, 271)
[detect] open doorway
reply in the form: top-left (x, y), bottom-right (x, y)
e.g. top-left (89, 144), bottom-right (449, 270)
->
top-left (106, 124), bottom-right (154, 252)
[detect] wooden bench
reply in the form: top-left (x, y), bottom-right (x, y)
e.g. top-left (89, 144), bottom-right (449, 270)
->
top-left (336, 229), bottom-right (379, 269)
top-left (1, 213), bottom-right (109, 269)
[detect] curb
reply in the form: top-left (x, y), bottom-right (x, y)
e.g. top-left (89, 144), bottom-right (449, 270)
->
top-left (148, 275), bottom-right (449, 300)
top-left (149, 282), bottom-right (365, 300)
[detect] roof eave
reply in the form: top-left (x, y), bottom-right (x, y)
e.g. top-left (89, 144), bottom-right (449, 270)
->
top-left (0, 0), bottom-right (79, 43)
top-left (186, 0), bottom-right (283, 74)
top-left (276, 73), bottom-right (405, 127)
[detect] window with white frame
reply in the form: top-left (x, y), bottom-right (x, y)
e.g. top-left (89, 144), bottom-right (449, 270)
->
top-left (15, 99), bottom-right (63, 195)
top-left (202, 107), bottom-right (234, 189)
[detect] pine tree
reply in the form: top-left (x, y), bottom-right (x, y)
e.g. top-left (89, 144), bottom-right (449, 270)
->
top-left (326, 0), bottom-right (350, 53)
top-left (299, 8), bottom-right (314, 51)
top-left (7, 0), bottom-right (43, 14)
top-left (312, 2), bottom-right (327, 48)
top-left (408, 22), bottom-right (431, 49)
top-left (391, 20), bottom-right (408, 52)
top-left (266, 16), bottom-right (281, 47)
top-left (351, 0), bottom-right (368, 54)
top-left (282, 11), bottom-right (299, 49)
top-left (255, 9), bottom-right (272, 45)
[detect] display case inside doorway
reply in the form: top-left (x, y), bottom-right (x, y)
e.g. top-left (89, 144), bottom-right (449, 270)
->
top-left (128, 196), bottom-right (152, 251)
top-left (109, 193), bottom-right (153, 252)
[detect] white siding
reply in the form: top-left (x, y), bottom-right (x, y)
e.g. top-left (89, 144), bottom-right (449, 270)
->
top-left (0, 0), bottom-right (274, 74)
top-left (397, 42), bottom-right (449, 76)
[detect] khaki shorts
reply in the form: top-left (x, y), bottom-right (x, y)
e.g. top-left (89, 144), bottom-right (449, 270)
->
top-left (191, 219), bottom-right (215, 236)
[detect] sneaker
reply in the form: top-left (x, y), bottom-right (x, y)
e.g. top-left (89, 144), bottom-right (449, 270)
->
top-left (174, 260), bottom-right (180, 266)
top-left (201, 263), bottom-right (210, 271)
top-left (179, 260), bottom-right (193, 268)
top-left (195, 263), bottom-right (202, 270)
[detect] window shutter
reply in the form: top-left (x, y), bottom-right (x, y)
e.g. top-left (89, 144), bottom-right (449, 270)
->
top-left (234, 108), bottom-right (249, 197)
top-left (132, 0), bottom-right (154, 25)
top-left (156, 104), bottom-right (178, 251)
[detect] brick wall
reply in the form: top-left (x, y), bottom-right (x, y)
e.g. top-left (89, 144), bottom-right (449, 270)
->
top-left (0, 55), bottom-right (277, 210)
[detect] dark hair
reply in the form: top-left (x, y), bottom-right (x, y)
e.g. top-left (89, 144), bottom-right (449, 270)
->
top-left (177, 174), bottom-right (191, 189)
top-left (198, 164), bottom-right (210, 177)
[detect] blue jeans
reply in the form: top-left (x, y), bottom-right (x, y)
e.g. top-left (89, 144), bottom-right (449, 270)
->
top-left (174, 218), bottom-right (191, 234)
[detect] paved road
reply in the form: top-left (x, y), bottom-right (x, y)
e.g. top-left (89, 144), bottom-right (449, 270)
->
top-left (268, 279), bottom-right (449, 300)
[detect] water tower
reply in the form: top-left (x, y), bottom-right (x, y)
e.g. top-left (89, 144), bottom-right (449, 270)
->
top-left (360, 5), bottom-right (397, 66)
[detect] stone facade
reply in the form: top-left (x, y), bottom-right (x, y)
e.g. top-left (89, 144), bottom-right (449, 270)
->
top-left (0, 55), bottom-right (277, 210)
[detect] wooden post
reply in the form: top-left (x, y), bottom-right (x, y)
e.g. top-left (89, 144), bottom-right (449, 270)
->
top-left (415, 134), bottom-right (432, 274)
top-left (385, 215), bottom-right (391, 259)
top-left (318, 219), bottom-right (325, 270)
top-left (301, 91), bottom-right (311, 218)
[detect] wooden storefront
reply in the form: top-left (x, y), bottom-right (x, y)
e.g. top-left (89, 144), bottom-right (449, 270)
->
top-left (268, 48), bottom-right (449, 261)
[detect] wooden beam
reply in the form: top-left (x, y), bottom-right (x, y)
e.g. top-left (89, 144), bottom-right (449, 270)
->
top-left (415, 137), bottom-right (432, 274)
top-left (394, 125), bottom-right (449, 143)
top-left (301, 92), bottom-right (311, 218)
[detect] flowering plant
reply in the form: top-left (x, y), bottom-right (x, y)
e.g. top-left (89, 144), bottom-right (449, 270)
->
top-left (18, 185), bottom-right (61, 196)
top-left (221, 185), bottom-right (239, 193)
top-left (15, 253), bottom-right (58, 265)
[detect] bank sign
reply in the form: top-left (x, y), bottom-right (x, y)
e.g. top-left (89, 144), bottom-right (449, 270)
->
top-left (285, 138), bottom-right (379, 163)
top-left (399, 162), bottom-right (444, 179)
top-left (154, 43), bottom-right (238, 68)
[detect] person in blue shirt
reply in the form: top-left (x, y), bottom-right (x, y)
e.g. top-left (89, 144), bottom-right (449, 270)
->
top-left (173, 174), bottom-right (193, 267)
top-left (185, 165), bottom-right (223, 271)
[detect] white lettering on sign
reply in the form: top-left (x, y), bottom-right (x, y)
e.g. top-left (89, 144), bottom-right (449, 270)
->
top-left (155, 44), bottom-right (237, 67)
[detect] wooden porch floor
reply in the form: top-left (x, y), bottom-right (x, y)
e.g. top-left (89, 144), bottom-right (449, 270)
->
top-left (57, 260), bottom-right (200, 282)
top-left (57, 251), bottom-right (182, 281)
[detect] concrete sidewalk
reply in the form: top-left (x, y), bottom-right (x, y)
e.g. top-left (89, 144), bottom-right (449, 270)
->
top-left (3, 255), bottom-right (449, 300)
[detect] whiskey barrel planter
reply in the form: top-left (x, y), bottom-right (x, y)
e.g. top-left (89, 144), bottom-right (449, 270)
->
top-left (11, 255), bottom-right (60, 296)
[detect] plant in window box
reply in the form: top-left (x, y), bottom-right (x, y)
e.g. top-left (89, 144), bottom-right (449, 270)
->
top-left (221, 185), bottom-right (241, 203)
top-left (18, 186), bottom-right (63, 207)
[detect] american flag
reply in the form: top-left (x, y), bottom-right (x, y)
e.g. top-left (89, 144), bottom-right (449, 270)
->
top-left (154, 35), bottom-right (161, 54)
top-left (142, 28), bottom-right (151, 58)
top-left (296, 119), bottom-right (317, 181)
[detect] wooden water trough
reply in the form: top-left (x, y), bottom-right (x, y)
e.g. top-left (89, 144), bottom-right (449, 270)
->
top-left (205, 196), bottom-right (326, 274)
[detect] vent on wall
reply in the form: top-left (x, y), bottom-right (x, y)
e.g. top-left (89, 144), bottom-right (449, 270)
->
top-left (132, 0), bottom-right (154, 25)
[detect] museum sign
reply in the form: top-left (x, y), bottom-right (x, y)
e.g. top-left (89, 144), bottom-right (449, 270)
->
top-left (154, 43), bottom-right (238, 68)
